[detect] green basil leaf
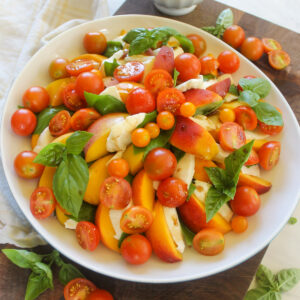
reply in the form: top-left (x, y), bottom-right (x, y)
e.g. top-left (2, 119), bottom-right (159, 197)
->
top-left (53, 154), bottom-right (89, 217)
top-left (25, 271), bottom-right (52, 300)
top-left (103, 41), bottom-right (123, 57)
top-left (154, 26), bottom-right (178, 36)
top-left (204, 167), bottom-right (228, 191)
top-left (238, 90), bottom-right (260, 107)
top-left (150, 28), bottom-right (171, 48)
top-left (195, 100), bottom-right (224, 116)
top-left (203, 74), bottom-right (216, 81)
top-left (34, 106), bottom-right (65, 134)
top-left (104, 58), bottom-right (119, 76)
top-left (118, 232), bottom-right (130, 248)
top-left (256, 265), bottom-right (277, 289)
top-left (68, 202), bottom-right (97, 223)
top-left (85, 92), bottom-right (126, 115)
top-left (129, 34), bottom-right (152, 56)
top-left (276, 268), bottom-right (300, 292)
top-left (124, 173), bottom-right (134, 184)
top-left (201, 26), bottom-right (217, 34)
top-left (66, 131), bottom-right (93, 155)
top-left (170, 146), bottom-right (185, 162)
top-left (58, 263), bottom-right (85, 285)
top-left (137, 111), bottom-right (158, 128)
top-left (174, 34), bottom-right (194, 53)
top-left (253, 102), bottom-right (283, 126)
top-left (180, 220), bottom-right (195, 246)
top-left (216, 8), bottom-right (234, 28)
top-left (33, 143), bottom-right (66, 166)
top-left (238, 78), bottom-right (271, 98)
top-left (288, 217), bottom-right (297, 225)
top-left (123, 28), bottom-right (149, 43)
top-left (244, 287), bottom-right (281, 300)
top-left (187, 183), bottom-right (196, 201)
top-left (229, 84), bottom-right (239, 96)
top-left (214, 24), bottom-right (226, 39)
top-left (173, 69), bottom-right (180, 87)
top-left (2, 249), bottom-right (43, 269)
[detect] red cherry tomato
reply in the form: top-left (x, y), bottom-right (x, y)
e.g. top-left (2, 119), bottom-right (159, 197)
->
top-left (262, 38), bottom-right (282, 53)
top-left (268, 50), bottom-right (291, 70)
top-left (76, 221), bottom-right (100, 251)
top-left (120, 234), bottom-right (152, 265)
top-left (241, 37), bottom-right (264, 61)
top-left (222, 25), bottom-right (245, 49)
top-left (234, 105), bottom-right (257, 131)
top-left (22, 86), bottom-right (49, 113)
top-left (64, 278), bottom-right (97, 300)
top-left (49, 110), bottom-right (71, 136)
top-left (153, 46), bottom-right (174, 74)
top-left (75, 71), bottom-right (104, 99)
top-left (174, 53), bottom-right (201, 82)
top-left (259, 121), bottom-right (283, 136)
top-left (258, 141), bottom-right (281, 170)
top-left (157, 177), bottom-right (188, 207)
top-left (114, 61), bottom-right (144, 83)
top-left (230, 186), bottom-right (260, 216)
top-left (11, 108), bottom-right (37, 136)
top-left (62, 83), bottom-right (87, 111)
top-left (49, 57), bottom-right (69, 79)
top-left (14, 151), bottom-right (44, 179)
top-left (219, 122), bottom-right (246, 151)
top-left (144, 148), bottom-right (177, 181)
top-left (66, 59), bottom-right (99, 76)
top-left (83, 32), bottom-right (107, 54)
top-left (200, 55), bottom-right (219, 76)
top-left (218, 50), bottom-right (240, 74)
top-left (245, 149), bottom-right (259, 166)
top-left (144, 69), bottom-right (173, 95)
top-left (237, 75), bottom-right (256, 91)
top-left (30, 187), bottom-right (56, 219)
top-left (156, 88), bottom-right (185, 115)
top-left (70, 108), bottom-right (101, 131)
top-left (125, 87), bottom-right (155, 114)
top-left (99, 176), bottom-right (132, 209)
top-left (187, 34), bottom-right (206, 58)
top-left (87, 289), bottom-right (114, 300)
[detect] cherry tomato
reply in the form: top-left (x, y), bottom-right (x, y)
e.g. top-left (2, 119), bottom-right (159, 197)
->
top-left (144, 148), bottom-right (177, 180)
top-left (120, 234), bottom-right (152, 265)
top-left (222, 25), bottom-right (245, 48)
top-left (64, 278), bottom-right (97, 300)
top-left (245, 149), bottom-right (259, 166)
top-left (234, 105), bottom-right (257, 131)
top-left (237, 75), bottom-right (256, 91)
top-left (219, 108), bottom-right (235, 123)
top-left (66, 59), bottom-right (99, 76)
top-left (99, 176), bottom-right (132, 209)
top-left (156, 111), bottom-right (175, 130)
top-left (219, 122), bottom-right (246, 151)
top-left (22, 86), bottom-right (49, 113)
top-left (87, 289), bottom-right (114, 300)
top-left (70, 108), bottom-right (101, 131)
top-left (193, 229), bottom-right (225, 256)
top-left (218, 50), bottom-right (240, 74)
top-left (199, 55), bottom-right (219, 76)
top-left (131, 128), bottom-right (151, 147)
top-left (144, 122), bottom-right (160, 139)
top-left (175, 53), bottom-right (201, 82)
top-left (49, 57), bottom-right (69, 79)
top-left (231, 215), bottom-right (248, 233)
top-left (241, 37), bottom-right (264, 61)
top-left (14, 151), bottom-right (44, 179)
top-left (83, 32), bottom-right (107, 54)
top-left (180, 102), bottom-right (196, 117)
top-left (75, 71), bottom-right (104, 99)
top-left (30, 187), bottom-right (56, 219)
top-left (107, 158), bottom-right (129, 178)
top-left (157, 88), bottom-right (185, 115)
top-left (120, 206), bottom-right (153, 234)
top-left (125, 88), bottom-right (155, 114)
top-left (144, 69), bottom-right (173, 95)
top-left (262, 38), bottom-right (282, 53)
top-left (62, 83), bottom-right (86, 111)
top-left (258, 141), bottom-right (281, 170)
top-left (49, 110), bottom-right (71, 136)
top-left (76, 221), bottom-right (100, 251)
top-left (187, 34), bottom-right (206, 57)
top-left (259, 121), bottom-right (283, 136)
top-left (230, 186), bottom-right (260, 216)
top-left (157, 177), bottom-right (188, 207)
top-left (153, 46), bottom-right (174, 73)
top-left (114, 61), bottom-right (144, 83)
top-left (11, 108), bottom-right (37, 136)
top-left (268, 50), bottom-right (290, 70)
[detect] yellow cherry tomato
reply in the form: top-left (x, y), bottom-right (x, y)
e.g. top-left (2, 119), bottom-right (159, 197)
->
top-left (131, 128), bottom-right (151, 148)
top-left (219, 108), bottom-right (236, 123)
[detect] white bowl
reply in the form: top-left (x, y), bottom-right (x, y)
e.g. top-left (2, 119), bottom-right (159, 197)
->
top-left (154, 0), bottom-right (203, 16)
top-left (1, 15), bottom-right (300, 283)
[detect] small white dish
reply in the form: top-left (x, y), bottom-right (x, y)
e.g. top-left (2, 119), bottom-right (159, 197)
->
top-left (154, 0), bottom-right (203, 16)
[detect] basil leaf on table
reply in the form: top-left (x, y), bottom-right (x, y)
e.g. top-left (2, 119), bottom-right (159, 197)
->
top-left (244, 287), bottom-right (281, 300)
top-left (195, 100), bottom-right (223, 116)
top-left (68, 202), bottom-right (97, 223)
top-left (2, 249), bottom-right (43, 269)
top-left (66, 131), bottom-right (93, 155)
top-left (201, 26), bottom-right (217, 35)
top-left (253, 102), bottom-right (283, 126)
top-left (238, 77), bottom-right (271, 98)
top-left (103, 41), bottom-right (123, 57)
top-left (238, 90), bottom-right (260, 107)
top-left (216, 8), bottom-right (234, 28)
top-left (187, 183), bottom-right (196, 201)
top-left (276, 269), bottom-right (300, 292)
top-left (256, 265), bottom-right (277, 290)
top-left (25, 271), bottom-right (52, 300)
top-left (180, 220), bottom-right (195, 247)
top-left (173, 69), bottom-right (180, 86)
top-left (58, 263), bottom-right (85, 286)
top-left (104, 58), bottom-right (119, 76)
top-left (137, 111), bottom-right (157, 128)
top-left (33, 143), bottom-right (66, 166)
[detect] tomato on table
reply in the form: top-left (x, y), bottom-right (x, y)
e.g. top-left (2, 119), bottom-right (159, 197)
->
top-left (157, 88), bottom-right (185, 115)
top-left (222, 25), bottom-right (245, 49)
top-left (83, 31), bottom-right (107, 54)
top-left (75, 71), bottom-right (104, 99)
top-left (245, 149), bottom-right (259, 166)
top-left (231, 215), bottom-right (248, 233)
top-left (62, 83), bottom-right (87, 111)
top-left (49, 57), bottom-right (69, 79)
top-left (114, 61), bottom-right (144, 82)
top-left (87, 289), bottom-right (114, 300)
top-left (49, 110), bottom-right (71, 136)
top-left (120, 234), bottom-right (152, 265)
top-left (153, 46), bottom-right (174, 74)
top-left (144, 122), bottom-right (160, 139)
top-left (240, 37), bottom-right (264, 61)
top-left (180, 102), bottom-right (196, 117)
top-left (262, 38), bottom-right (282, 53)
top-left (66, 59), bottom-right (99, 76)
top-left (268, 50), bottom-right (290, 70)
top-left (234, 105), bottom-right (257, 131)
top-left (219, 122), bottom-right (246, 151)
top-left (144, 69), bottom-right (173, 95)
top-left (175, 53), bottom-right (201, 82)
top-left (187, 34), bottom-right (206, 57)
top-left (259, 120), bottom-right (283, 136)
top-left (30, 187), bottom-right (56, 219)
top-left (219, 108), bottom-right (235, 123)
top-left (258, 141), bottom-right (281, 170)
top-left (76, 221), bottom-right (100, 251)
top-left (64, 278), bottom-right (97, 300)
top-left (156, 111), bottom-right (175, 130)
top-left (14, 151), bottom-right (44, 179)
top-left (217, 50), bottom-right (240, 74)
top-left (22, 86), bottom-right (49, 113)
top-left (131, 128), bottom-right (151, 147)
top-left (70, 108), bottom-right (101, 131)
top-left (11, 108), bottom-right (37, 136)
top-left (199, 55), bottom-right (219, 76)
top-left (107, 158), bottom-right (129, 178)
top-left (125, 87), bottom-right (155, 114)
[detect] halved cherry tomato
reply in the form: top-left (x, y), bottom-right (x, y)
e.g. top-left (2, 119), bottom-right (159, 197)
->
top-left (30, 187), bottom-right (56, 219)
top-left (180, 102), bottom-right (196, 117)
top-left (107, 158), bottom-right (129, 178)
top-left (237, 75), bottom-right (256, 91)
top-left (174, 53), bottom-right (201, 81)
top-left (62, 83), bottom-right (86, 111)
top-left (231, 215), bottom-right (248, 233)
top-left (120, 206), bottom-right (153, 234)
top-left (75, 71), bottom-right (104, 99)
top-left (268, 50), bottom-right (290, 70)
top-left (187, 34), bottom-right (206, 57)
top-left (99, 176), bottom-right (132, 209)
top-left (14, 151), bottom-right (44, 179)
top-left (87, 289), bottom-right (114, 300)
top-left (11, 108), bottom-right (37, 136)
top-left (64, 278), bottom-right (97, 300)
top-left (157, 177), bottom-right (188, 207)
top-left (66, 59), bottom-right (99, 76)
top-left (120, 234), bottom-right (152, 265)
top-left (262, 38), bottom-right (282, 53)
top-left (114, 61), bottom-right (144, 82)
top-left (259, 121), bottom-right (283, 136)
top-left (200, 55), bottom-right (219, 76)
top-left (241, 37), bottom-right (264, 61)
top-left (49, 57), bottom-right (69, 79)
top-left (22, 86), bottom-right (50, 113)
top-left (125, 87), bottom-right (155, 114)
top-left (156, 111), bottom-right (175, 130)
top-left (219, 108), bottom-right (235, 123)
top-left (70, 108), bottom-right (101, 131)
top-left (49, 110), bottom-right (71, 136)
top-left (258, 141), bottom-right (281, 170)
top-left (157, 88), bottom-right (185, 115)
top-left (218, 50), bottom-right (240, 74)
top-left (145, 122), bottom-right (160, 139)
top-left (131, 128), bottom-right (151, 147)
top-left (76, 221), bottom-right (100, 251)
top-left (83, 32), bottom-right (107, 54)
top-left (207, 78), bottom-right (231, 97)
top-left (222, 25), bottom-right (245, 49)
top-left (193, 229), bottom-right (225, 256)
top-left (234, 105), bottom-right (257, 131)
top-left (144, 69), bottom-right (173, 95)
top-left (219, 122), bottom-right (246, 151)
top-left (245, 149), bottom-right (259, 166)
top-left (153, 46), bottom-right (174, 74)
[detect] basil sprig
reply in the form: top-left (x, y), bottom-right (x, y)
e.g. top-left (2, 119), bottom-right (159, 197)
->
top-left (103, 41), bottom-right (123, 57)
top-left (195, 100), bottom-right (224, 116)
top-left (67, 202), bottom-right (97, 223)
top-left (137, 111), bottom-right (157, 128)
top-left (173, 69), bottom-right (180, 87)
top-left (104, 58), bottom-right (119, 76)
top-left (187, 182), bottom-right (196, 201)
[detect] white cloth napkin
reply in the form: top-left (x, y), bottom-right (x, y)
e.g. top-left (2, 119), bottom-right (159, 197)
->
top-left (0, 0), bottom-right (109, 248)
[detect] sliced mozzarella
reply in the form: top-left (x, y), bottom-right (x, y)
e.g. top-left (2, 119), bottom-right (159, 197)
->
top-left (174, 153), bottom-right (195, 186)
top-left (100, 85), bottom-right (122, 101)
top-left (245, 129), bottom-right (270, 140)
top-left (224, 92), bottom-right (238, 103)
top-left (176, 76), bottom-right (203, 92)
top-left (241, 164), bottom-right (261, 177)
top-left (143, 57), bottom-right (155, 82)
top-left (173, 46), bottom-right (184, 58)
top-left (163, 207), bottom-right (185, 253)
top-left (153, 180), bottom-right (160, 190)
top-left (202, 79), bottom-right (218, 89)
top-left (191, 115), bottom-right (217, 131)
top-left (106, 150), bottom-right (125, 166)
top-left (213, 144), bottom-right (230, 163)
top-left (33, 127), bottom-right (55, 153)
top-left (64, 219), bottom-right (78, 230)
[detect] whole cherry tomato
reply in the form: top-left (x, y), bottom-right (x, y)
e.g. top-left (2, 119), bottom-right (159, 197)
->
top-left (11, 108), bottom-right (37, 136)
top-left (83, 32), bottom-right (107, 54)
top-left (241, 37), bottom-right (264, 61)
top-left (22, 86), bottom-right (49, 113)
top-left (125, 88), bottom-right (155, 114)
top-left (75, 71), bottom-right (104, 99)
top-left (187, 34), bottom-right (206, 57)
top-left (217, 50), bottom-right (240, 74)
top-left (107, 158), bottom-right (129, 178)
top-left (49, 57), bottom-right (69, 79)
top-left (222, 25), bottom-right (245, 48)
top-left (144, 122), bottom-right (160, 139)
top-left (131, 128), bottom-right (151, 148)
top-left (156, 111), bottom-right (175, 130)
top-left (231, 215), bottom-right (248, 233)
top-left (174, 53), bottom-right (201, 82)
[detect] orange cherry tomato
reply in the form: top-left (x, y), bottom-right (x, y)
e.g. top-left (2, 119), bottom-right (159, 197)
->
top-left (70, 108), bottom-right (101, 131)
top-left (131, 128), bottom-right (151, 148)
top-left (262, 38), bottom-right (282, 53)
top-left (153, 46), bottom-right (174, 74)
top-left (245, 149), bottom-right (259, 166)
top-left (22, 86), bottom-right (49, 113)
top-left (76, 221), bottom-right (100, 251)
top-left (174, 53), bottom-right (201, 82)
top-left (180, 102), bottom-right (196, 117)
top-left (64, 278), bottom-right (97, 300)
top-left (107, 158), bottom-right (130, 178)
top-left (87, 289), bottom-right (114, 300)
top-left (66, 59), bottom-right (99, 76)
top-left (144, 69), bottom-right (173, 95)
top-left (49, 57), bottom-right (69, 79)
top-left (241, 37), bottom-right (264, 61)
top-left (11, 108), bottom-right (37, 136)
top-left (219, 122), bottom-right (246, 151)
top-left (156, 111), bottom-right (175, 130)
top-left (125, 87), bottom-right (155, 114)
top-left (258, 141), bottom-right (281, 170)
top-left (199, 55), bottom-right (219, 76)
top-left (157, 88), bottom-right (185, 115)
top-left (218, 50), bottom-right (240, 74)
top-left (268, 50), bottom-right (290, 70)
top-left (62, 83), bottom-right (86, 111)
top-left (49, 110), bottom-right (71, 137)
top-left (219, 108), bottom-right (235, 123)
top-left (144, 122), bottom-right (160, 139)
top-left (75, 71), bottom-right (104, 99)
top-left (193, 229), bottom-right (225, 256)
top-left (259, 121), bottom-right (283, 136)
top-left (114, 61), bottom-right (144, 83)
top-left (83, 32), bottom-right (107, 54)
top-left (234, 106), bottom-right (257, 131)
top-left (231, 215), bottom-right (248, 233)
top-left (187, 34), bottom-right (207, 58)
top-left (222, 25), bottom-right (245, 49)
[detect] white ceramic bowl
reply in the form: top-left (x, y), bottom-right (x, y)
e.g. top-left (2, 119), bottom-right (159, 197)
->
top-left (1, 15), bottom-right (300, 283)
top-left (153, 0), bottom-right (203, 16)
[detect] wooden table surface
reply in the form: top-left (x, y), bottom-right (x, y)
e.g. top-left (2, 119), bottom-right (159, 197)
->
top-left (1, 0), bottom-right (299, 299)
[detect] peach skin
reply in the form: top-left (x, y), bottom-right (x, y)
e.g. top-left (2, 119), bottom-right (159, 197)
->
top-left (238, 173), bottom-right (272, 194)
top-left (115, 82), bottom-right (144, 102)
top-left (194, 158), bottom-right (217, 183)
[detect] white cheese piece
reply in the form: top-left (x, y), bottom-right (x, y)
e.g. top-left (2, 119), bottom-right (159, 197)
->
top-left (173, 46), bottom-right (184, 58)
top-left (113, 34), bottom-right (126, 47)
top-left (142, 57), bottom-right (155, 82)
top-left (163, 207), bottom-right (185, 253)
top-left (245, 129), bottom-right (270, 140)
top-left (218, 73), bottom-right (235, 85)
top-left (153, 180), bottom-right (160, 190)
top-left (223, 92), bottom-right (238, 103)
top-left (241, 164), bottom-right (261, 177)
top-left (213, 144), bottom-right (231, 163)
top-left (33, 127), bottom-right (55, 153)
top-left (106, 150), bottom-right (125, 166)
top-left (176, 76), bottom-right (203, 92)
top-left (64, 219), bottom-right (78, 230)
top-left (191, 115), bottom-right (217, 131)
top-left (202, 79), bottom-right (218, 89)
top-left (174, 153), bottom-right (195, 186)
top-left (100, 85), bottom-right (122, 101)
top-left (106, 113), bottom-right (146, 152)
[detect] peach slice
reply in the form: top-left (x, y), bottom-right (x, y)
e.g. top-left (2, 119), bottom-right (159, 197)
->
top-left (207, 78), bottom-right (231, 97)
top-left (194, 158), bottom-right (217, 183)
top-left (56, 205), bottom-right (69, 226)
top-left (238, 173), bottom-right (272, 194)
top-left (246, 139), bottom-right (269, 152)
top-left (123, 144), bottom-right (145, 175)
top-left (115, 82), bottom-right (144, 102)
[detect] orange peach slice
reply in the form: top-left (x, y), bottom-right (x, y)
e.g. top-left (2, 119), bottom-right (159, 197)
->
top-left (246, 139), bottom-right (269, 152)
top-left (123, 144), bottom-right (145, 175)
top-left (238, 173), bottom-right (272, 194)
top-left (194, 158), bottom-right (217, 183)
top-left (115, 82), bottom-right (144, 102)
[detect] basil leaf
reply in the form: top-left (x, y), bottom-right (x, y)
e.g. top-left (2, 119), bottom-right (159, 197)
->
top-left (195, 100), bottom-right (223, 116)
top-left (174, 34), bottom-right (194, 53)
top-left (53, 154), bottom-right (89, 217)
top-left (118, 232), bottom-right (130, 248)
top-left (229, 84), bottom-right (239, 96)
top-left (256, 265), bottom-right (277, 289)
top-left (204, 167), bottom-right (228, 191)
top-left (173, 69), bottom-right (180, 87)
top-left (25, 271), bottom-right (52, 300)
top-left (244, 287), bottom-right (280, 300)
top-left (202, 26), bottom-right (217, 34)
top-left (155, 26), bottom-right (178, 36)
top-left (104, 58), bottom-right (119, 76)
top-left (123, 28), bottom-right (149, 43)
top-left (216, 8), bottom-right (234, 28)
top-left (66, 131), bottom-right (93, 155)
top-left (137, 111), bottom-right (157, 128)
top-left (180, 220), bottom-right (195, 246)
top-left (68, 202), bottom-right (97, 223)
top-left (187, 183), bottom-right (196, 201)
top-left (238, 90), bottom-right (260, 107)
top-left (129, 34), bottom-right (152, 56)
top-left (103, 41), bottom-right (123, 57)
top-left (2, 249), bottom-right (43, 269)
top-left (288, 217), bottom-right (297, 225)
top-left (203, 74), bottom-right (216, 81)
top-left (238, 78), bottom-right (271, 98)
top-left (85, 92), bottom-right (126, 115)
top-left (276, 268), bottom-right (300, 292)
top-left (58, 263), bottom-right (85, 285)
top-left (33, 143), bottom-right (66, 166)
top-left (150, 28), bottom-right (171, 48)
top-left (253, 102), bottom-right (283, 126)
top-left (34, 106), bottom-right (65, 134)
top-left (171, 146), bottom-right (185, 162)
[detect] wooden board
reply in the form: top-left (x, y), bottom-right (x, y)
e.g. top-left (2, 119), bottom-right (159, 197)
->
top-left (0, 0), bottom-right (299, 299)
